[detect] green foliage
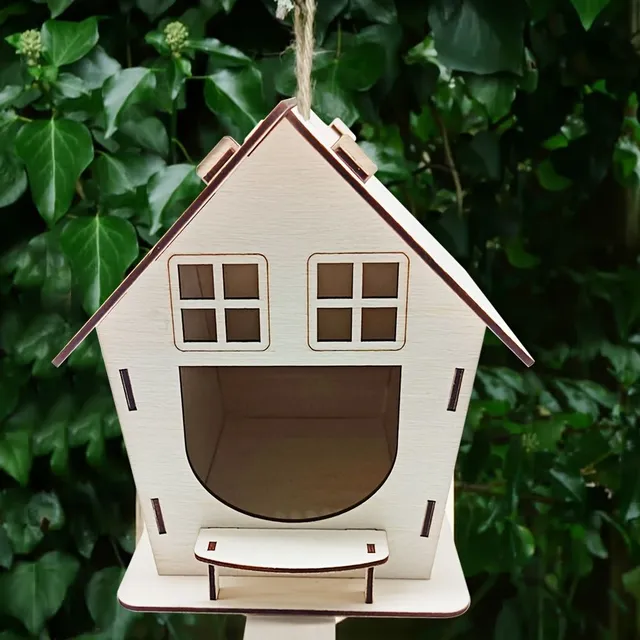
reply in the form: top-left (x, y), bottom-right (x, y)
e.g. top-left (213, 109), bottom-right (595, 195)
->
top-left (1, 0), bottom-right (639, 638)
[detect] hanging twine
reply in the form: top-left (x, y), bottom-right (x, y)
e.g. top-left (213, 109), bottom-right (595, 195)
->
top-left (276, 0), bottom-right (316, 120)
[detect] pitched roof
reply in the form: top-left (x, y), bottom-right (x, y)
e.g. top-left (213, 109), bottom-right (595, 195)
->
top-left (53, 99), bottom-right (533, 368)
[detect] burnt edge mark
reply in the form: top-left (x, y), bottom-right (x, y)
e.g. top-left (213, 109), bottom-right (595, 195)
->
top-left (365, 567), bottom-right (374, 604)
top-left (447, 368), bottom-right (465, 412)
top-left (208, 541), bottom-right (217, 551)
top-left (208, 565), bottom-right (218, 600)
top-left (284, 111), bottom-right (534, 368)
top-left (421, 500), bottom-right (436, 538)
top-left (151, 498), bottom-right (166, 535)
top-left (367, 543), bottom-right (376, 554)
top-left (334, 146), bottom-right (370, 182)
top-left (204, 147), bottom-right (236, 183)
top-left (119, 368), bottom-right (137, 411)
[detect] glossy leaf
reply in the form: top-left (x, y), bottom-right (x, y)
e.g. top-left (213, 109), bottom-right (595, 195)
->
top-left (41, 17), bottom-right (99, 67)
top-left (147, 164), bottom-right (201, 234)
top-left (0, 551), bottom-right (79, 634)
top-left (103, 68), bottom-right (155, 137)
top-left (86, 567), bottom-right (141, 638)
top-left (350, 0), bottom-right (397, 24)
top-left (428, 0), bottom-right (525, 74)
top-left (0, 152), bottom-right (27, 208)
top-left (93, 153), bottom-right (165, 196)
top-left (16, 118), bottom-right (94, 225)
top-left (118, 117), bottom-right (169, 157)
top-left (71, 46), bottom-right (121, 90)
top-left (47, 0), bottom-right (75, 17)
top-left (60, 215), bottom-right (138, 313)
top-left (570, 0), bottom-right (610, 30)
top-left (0, 432), bottom-right (31, 486)
top-left (204, 67), bottom-right (268, 140)
top-left (191, 38), bottom-right (251, 67)
top-left (135, 0), bottom-right (176, 19)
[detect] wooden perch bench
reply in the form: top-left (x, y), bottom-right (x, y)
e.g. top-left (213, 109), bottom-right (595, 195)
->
top-left (194, 528), bottom-right (389, 603)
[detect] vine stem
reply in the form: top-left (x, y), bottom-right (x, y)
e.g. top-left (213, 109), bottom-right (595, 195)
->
top-left (430, 102), bottom-right (464, 216)
top-left (172, 137), bottom-right (194, 164)
top-left (455, 481), bottom-right (557, 505)
top-left (170, 101), bottom-right (178, 164)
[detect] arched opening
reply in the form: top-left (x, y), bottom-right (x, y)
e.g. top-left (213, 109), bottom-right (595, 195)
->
top-left (180, 365), bottom-right (400, 522)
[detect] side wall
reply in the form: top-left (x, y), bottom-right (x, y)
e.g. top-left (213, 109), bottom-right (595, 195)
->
top-left (97, 118), bottom-right (486, 579)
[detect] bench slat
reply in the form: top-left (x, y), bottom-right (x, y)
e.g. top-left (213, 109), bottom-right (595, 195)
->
top-left (194, 528), bottom-right (389, 573)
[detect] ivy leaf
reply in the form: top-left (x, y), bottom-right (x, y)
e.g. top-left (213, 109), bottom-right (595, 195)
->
top-left (350, 0), bottom-right (397, 24)
top-left (494, 599), bottom-right (522, 640)
top-left (570, 0), bottom-right (610, 30)
top-left (205, 67), bottom-right (268, 140)
top-left (428, 0), bottom-right (525, 75)
top-left (86, 567), bottom-right (141, 638)
top-left (93, 153), bottom-right (165, 196)
top-left (550, 468), bottom-right (586, 502)
top-left (47, 0), bottom-right (75, 17)
top-left (60, 215), bottom-right (139, 314)
top-left (312, 73), bottom-right (359, 127)
top-left (1, 491), bottom-right (65, 555)
top-left (465, 73), bottom-right (517, 122)
top-left (34, 395), bottom-right (73, 475)
top-left (536, 158), bottom-right (573, 191)
top-left (0, 152), bottom-right (27, 208)
top-left (191, 38), bottom-right (251, 67)
top-left (135, 0), bottom-right (176, 20)
top-left (0, 432), bottom-right (31, 486)
top-left (0, 85), bottom-right (22, 109)
top-left (15, 118), bottom-right (94, 225)
top-left (41, 17), bottom-right (99, 67)
top-left (103, 68), bottom-right (156, 137)
top-left (13, 314), bottom-right (69, 376)
top-left (336, 42), bottom-right (386, 91)
top-left (71, 46), bottom-right (121, 90)
top-left (0, 528), bottom-right (12, 570)
top-left (0, 551), bottom-right (79, 635)
top-left (147, 164), bottom-right (201, 234)
top-left (53, 72), bottom-right (88, 100)
top-left (118, 117), bottom-right (169, 157)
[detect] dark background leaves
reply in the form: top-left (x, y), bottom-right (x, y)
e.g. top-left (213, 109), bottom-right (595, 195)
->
top-left (1, 0), bottom-right (640, 638)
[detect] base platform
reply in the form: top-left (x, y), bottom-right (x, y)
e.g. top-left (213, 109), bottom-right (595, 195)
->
top-left (118, 518), bottom-right (469, 618)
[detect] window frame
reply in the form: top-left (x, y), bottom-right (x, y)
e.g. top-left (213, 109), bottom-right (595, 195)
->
top-left (169, 254), bottom-right (270, 352)
top-left (307, 252), bottom-right (409, 351)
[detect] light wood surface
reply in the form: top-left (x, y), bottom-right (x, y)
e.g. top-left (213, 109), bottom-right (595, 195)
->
top-left (118, 518), bottom-right (468, 617)
top-left (244, 616), bottom-right (336, 640)
top-left (97, 107), bottom-right (493, 579)
top-left (193, 528), bottom-right (389, 572)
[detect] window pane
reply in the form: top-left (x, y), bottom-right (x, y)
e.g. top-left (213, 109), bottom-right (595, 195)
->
top-left (317, 308), bottom-right (352, 341)
top-left (361, 308), bottom-right (397, 341)
top-left (362, 263), bottom-right (399, 298)
top-left (317, 263), bottom-right (353, 299)
top-left (223, 264), bottom-right (259, 299)
top-left (179, 264), bottom-right (215, 299)
top-left (226, 308), bottom-right (261, 342)
top-left (182, 309), bottom-right (217, 342)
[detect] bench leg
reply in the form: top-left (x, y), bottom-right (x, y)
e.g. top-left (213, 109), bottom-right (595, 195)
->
top-left (244, 616), bottom-right (336, 640)
top-left (208, 565), bottom-right (219, 600)
top-left (365, 567), bottom-right (374, 604)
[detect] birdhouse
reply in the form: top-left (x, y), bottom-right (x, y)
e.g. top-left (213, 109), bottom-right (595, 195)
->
top-left (53, 99), bottom-right (533, 622)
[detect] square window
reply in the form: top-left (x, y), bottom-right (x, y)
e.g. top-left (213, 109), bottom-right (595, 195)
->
top-left (182, 309), bottom-right (217, 342)
top-left (361, 308), bottom-right (397, 341)
top-left (362, 263), bottom-right (399, 298)
top-left (223, 264), bottom-right (259, 299)
top-left (225, 308), bottom-right (261, 342)
top-left (178, 264), bottom-right (214, 299)
top-left (317, 308), bottom-right (352, 341)
top-left (317, 263), bottom-right (353, 299)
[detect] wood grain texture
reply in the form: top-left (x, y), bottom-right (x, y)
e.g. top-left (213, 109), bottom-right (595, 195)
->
top-left (96, 115), bottom-right (487, 579)
top-left (193, 528), bottom-right (389, 573)
top-left (244, 616), bottom-right (336, 640)
top-left (118, 520), bottom-right (469, 617)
